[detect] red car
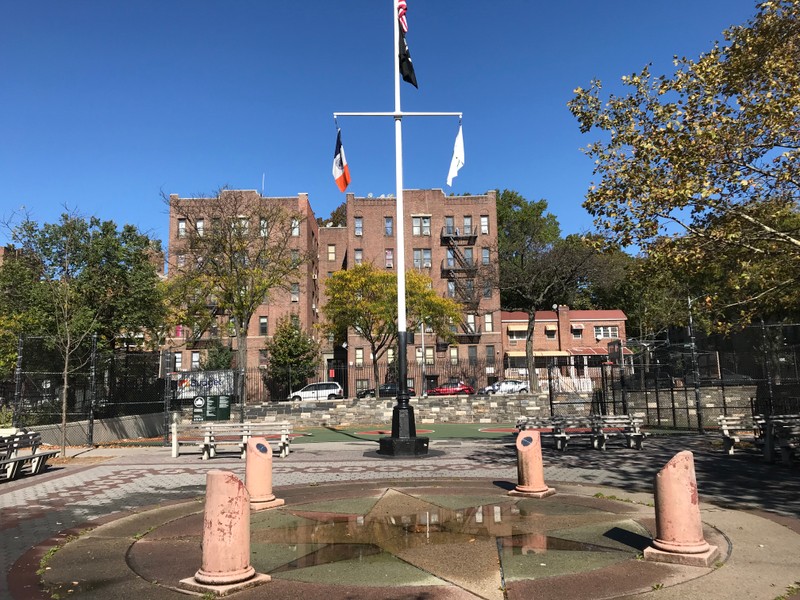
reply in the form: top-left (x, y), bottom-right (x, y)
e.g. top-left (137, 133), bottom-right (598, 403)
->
top-left (428, 382), bottom-right (475, 396)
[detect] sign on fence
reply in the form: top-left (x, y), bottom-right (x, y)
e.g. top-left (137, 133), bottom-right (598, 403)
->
top-left (174, 370), bottom-right (235, 400)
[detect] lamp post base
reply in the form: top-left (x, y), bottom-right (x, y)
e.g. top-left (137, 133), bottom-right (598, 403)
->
top-left (377, 403), bottom-right (429, 456)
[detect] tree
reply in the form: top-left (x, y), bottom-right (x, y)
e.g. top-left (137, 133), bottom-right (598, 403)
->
top-left (4, 213), bottom-right (164, 454)
top-left (316, 201), bottom-right (347, 227)
top-left (263, 317), bottom-right (320, 394)
top-left (323, 263), bottom-right (462, 388)
top-left (496, 190), bottom-right (602, 387)
top-left (569, 0), bottom-right (800, 326)
top-left (200, 340), bottom-right (233, 370)
top-left (168, 189), bottom-right (309, 403)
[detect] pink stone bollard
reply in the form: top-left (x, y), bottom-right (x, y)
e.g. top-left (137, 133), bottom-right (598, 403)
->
top-left (245, 437), bottom-right (285, 511)
top-left (179, 470), bottom-right (270, 594)
top-left (644, 451), bottom-right (719, 567)
top-left (508, 430), bottom-right (556, 498)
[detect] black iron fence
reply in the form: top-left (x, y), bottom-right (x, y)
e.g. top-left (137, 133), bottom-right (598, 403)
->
top-left (3, 332), bottom-right (799, 444)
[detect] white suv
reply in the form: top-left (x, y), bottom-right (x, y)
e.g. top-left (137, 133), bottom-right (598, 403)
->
top-left (288, 382), bottom-right (344, 402)
top-left (495, 380), bottom-right (529, 394)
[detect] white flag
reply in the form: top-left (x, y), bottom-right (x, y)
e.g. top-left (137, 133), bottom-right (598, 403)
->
top-left (447, 124), bottom-right (464, 186)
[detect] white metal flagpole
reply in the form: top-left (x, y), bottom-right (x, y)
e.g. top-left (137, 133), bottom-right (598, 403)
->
top-left (332, 0), bottom-right (463, 455)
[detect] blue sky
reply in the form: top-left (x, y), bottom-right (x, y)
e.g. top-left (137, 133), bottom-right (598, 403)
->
top-left (1, 1), bottom-right (758, 247)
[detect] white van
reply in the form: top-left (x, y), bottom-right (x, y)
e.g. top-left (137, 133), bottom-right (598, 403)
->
top-left (288, 382), bottom-right (344, 402)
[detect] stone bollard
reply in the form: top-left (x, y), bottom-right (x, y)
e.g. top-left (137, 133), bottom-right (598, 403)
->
top-left (246, 437), bottom-right (285, 511)
top-left (508, 430), bottom-right (556, 498)
top-left (179, 470), bottom-right (270, 595)
top-left (644, 451), bottom-right (719, 567)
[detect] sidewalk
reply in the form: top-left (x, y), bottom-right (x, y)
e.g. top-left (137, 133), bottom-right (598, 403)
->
top-left (2, 433), bottom-right (799, 599)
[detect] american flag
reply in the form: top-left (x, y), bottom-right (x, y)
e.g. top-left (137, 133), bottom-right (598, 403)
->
top-left (398, 0), bottom-right (408, 33)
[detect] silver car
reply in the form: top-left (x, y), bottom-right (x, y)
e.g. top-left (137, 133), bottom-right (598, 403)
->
top-left (288, 382), bottom-right (344, 402)
top-left (495, 380), bottom-right (529, 394)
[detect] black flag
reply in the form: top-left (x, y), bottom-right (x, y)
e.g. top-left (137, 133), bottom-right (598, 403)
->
top-left (398, 28), bottom-right (418, 88)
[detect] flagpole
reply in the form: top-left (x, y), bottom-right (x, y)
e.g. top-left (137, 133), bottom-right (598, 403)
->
top-left (333, 0), bottom-right (462, 456)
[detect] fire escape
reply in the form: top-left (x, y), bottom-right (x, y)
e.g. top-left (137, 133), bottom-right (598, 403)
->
top-left (440, 225), bottom-right (482, 345)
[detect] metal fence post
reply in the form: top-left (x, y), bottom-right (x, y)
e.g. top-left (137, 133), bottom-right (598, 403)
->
top-left (87, 333), bottom-right (97, 446)
top-left (12, 335), bottom-right (23, 428)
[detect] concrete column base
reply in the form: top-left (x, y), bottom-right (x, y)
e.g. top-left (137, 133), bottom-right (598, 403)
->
top-left (179, 572), bottom-right (271, 596)
top-left (643, 544), bottom-right (720, 567)
top-left (251, 496), bottom-right (285, 512)
top-left (509, 486), bottom-right (556, 499)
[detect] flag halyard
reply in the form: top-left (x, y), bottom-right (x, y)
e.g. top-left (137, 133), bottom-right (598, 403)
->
top-left (332, 129), bottom-right (351, 192)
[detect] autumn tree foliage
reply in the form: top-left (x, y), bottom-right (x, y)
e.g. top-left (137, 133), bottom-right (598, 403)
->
top-left (569, 0), bottom-right (800, 326)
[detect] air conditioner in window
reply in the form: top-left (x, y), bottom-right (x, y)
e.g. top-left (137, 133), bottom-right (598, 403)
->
top-left (312, 273), bottom-right (317, 280)
top-left (423, 262), bottom-right (432, 268)
top-left (312, 303), bottom-right (316, 310)
top-left (386, 262), bottom-right (394, 269)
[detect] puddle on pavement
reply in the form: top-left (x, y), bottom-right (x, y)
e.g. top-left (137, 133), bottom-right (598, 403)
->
top-left (250, 490), bottom-right (649, 590)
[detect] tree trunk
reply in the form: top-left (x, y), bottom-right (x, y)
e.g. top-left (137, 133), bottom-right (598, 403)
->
top-left (526, 313), bottom-right (539, 391)
top-left (237, 331), bottom-right (248, 406)
top-left (371, 344), bottom-right (381, 391)
top-left (61, 354), bottom-right (69, 457)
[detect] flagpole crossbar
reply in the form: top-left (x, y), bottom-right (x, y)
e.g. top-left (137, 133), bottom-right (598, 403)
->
top-left (333, 112), bottom-right (462, 118)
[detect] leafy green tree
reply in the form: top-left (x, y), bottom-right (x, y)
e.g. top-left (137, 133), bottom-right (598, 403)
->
top-left (569, 0), bottom-right (800, 326)
top-left (496, 190), bottom-right (601, 386)
top-left (168, 189), bottom-right (309, 404)
top-left (263, 317), bottom-right (321, 394)
top-left (5, 213), bottom-right (163, 454)
top-left (200, 340), bottom-right (233, 370)
top-left (323, 263), bottom-right (462, 388)
top-left (316, 201), bottom-right (347, 227)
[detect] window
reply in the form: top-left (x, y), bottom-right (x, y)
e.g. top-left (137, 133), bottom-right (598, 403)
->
top-left (486, 345), bottom-right (495, 366)
top-left (468, 346), bottom-right (478, 366)
top-left (326, 271), bottom-right (333, 278)
top-left (291, 283), bottom-right (300, 302)
top-left (446, 249), bottom-right (455, 268)
top-left (196, 219), bottom-right (204, 237)
top-left (291, 219), bottom-right (300, 237)
top-left (425, 347), bottom-right (434, 365)
top-left (238, 216), bottom-right (250, 234)
top-left (594, 325), bottom-right (619, 339)
top-left (415, 347), bottom-right (423, 364)
top-left (464, 247), bottom-right (474, 266)
top-left (483, 281), bottom-right (492, 298)
top-left (387, 348), bottom-right (395, 363)
top-left (354, 249), bottom-right (363, 265)
top-left (413, 248), bottom-right (432, 269)
top-left (260, 218), bottom-right (269, 237)
top-left (354, 217), bottom-right (363, 236)
top-left (447, 281), bottom-right (456, 298)
top-left (508, 328), bottom-right (526, 341)
top-left (355, 348), bottom-right (364, 367)
top-left (385, 249), bottom-right (394, 268)
top-left (444, 216), bottom-right (454, 235)
top-left (384, 217), bottom-right (393, 236)
top-left (463, 216), bottom-right (472, 235)
top-left (174, 352), bottom-right (183, 372)
top-left (571, 327), bottom-right (583, 340)
top-left (290, 314), bottom-right (300, 327)
top-left (465, 279), bottom-right (474, 297)
top-left (291, 249), bottom-right (300, 263)
top-left (545, 327), bottom-right (557, 340)
top-left (484, 312), bottom-right (494, 333)
top-left (412, 216), bottom-right (430, 236)
top-left (482, 247), bottom-right (490, 265)
top-left (177, 219), bottom-right (186, 238)
top-left (449, 346), bottom-right (458, 365)
top-left (259, 316), bottom-right (268, 336)
top-left (480, 215), bottom-right (489, 235)
top-left (191, 351), bottom-right (201, 371)
top-left (258, 349), bottom-right (268, 367)
top-left (356, 379), bottom-right (370, 394)
top-left (466, 314), bottom-right (476, 333)
top-left (176, 253), bottom-right (186, 268)
top-left (327, 244), bottom-right (336, 261)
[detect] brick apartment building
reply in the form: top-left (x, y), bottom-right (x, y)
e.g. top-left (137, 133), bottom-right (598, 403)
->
top-left (502, 307), bottom-right (629, 390)
top-left (165, 189), bottom-right (627, 399)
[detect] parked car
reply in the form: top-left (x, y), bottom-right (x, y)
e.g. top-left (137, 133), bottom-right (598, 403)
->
top-left (478, 382), bottom-right (500, 395)
top-left (288, 382), bottom-right (344, 402)
top-left (428, 381), bottom-right (475, 396)
top-left (495, 379), bottom-right (529, 394)
top-left (357, 383), bottom-right (416, 398)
